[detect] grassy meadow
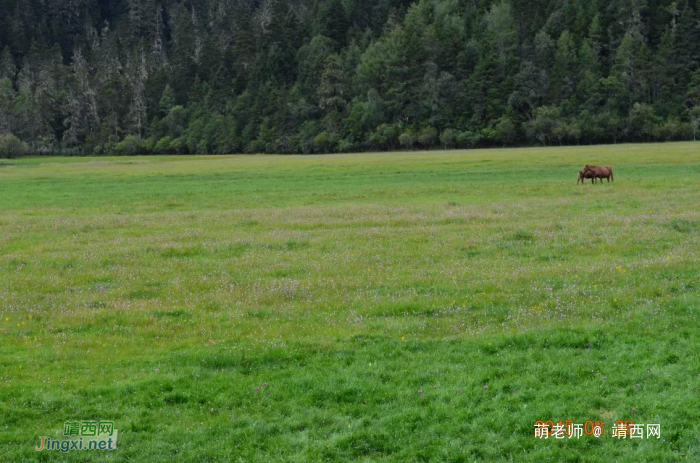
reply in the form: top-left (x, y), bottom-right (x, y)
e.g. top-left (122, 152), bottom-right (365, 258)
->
top-left (0, 143), bottom-right (698, 462)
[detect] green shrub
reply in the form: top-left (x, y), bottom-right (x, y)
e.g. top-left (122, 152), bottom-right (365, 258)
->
top-left (456, 130), bottom-right (481, 147)
top-left (0, 133), bottom-right (27, 158)
top-left (398, 132), bottom-right (416, 149)
top-left (370, 124), bottom-right (400, 150)
top-left (115, 135), bottom-right (142, 156)
top-left (313, 131), bottom-right (334, 153)
top-left (440, 129), bottom-right (457, 148)
top-left (418, 126), bottom-right (438, 147)
top-left (154, 136), bottom-right (174, 153)
top-left (170, 137), bottom-right (186, 154)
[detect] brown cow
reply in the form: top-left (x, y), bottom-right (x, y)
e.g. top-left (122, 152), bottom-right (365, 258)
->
top-left (577, 169), bottom-right (597, 184)
top-left (583, 164), bottom-right (614, 183)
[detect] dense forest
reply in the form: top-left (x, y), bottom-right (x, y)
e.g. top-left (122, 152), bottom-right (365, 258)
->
top-left (0, 0), bottom-right (699, 156)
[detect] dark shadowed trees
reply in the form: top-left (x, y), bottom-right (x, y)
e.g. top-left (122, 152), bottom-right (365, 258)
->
top-left (0, 0), bottom-right (697, 155)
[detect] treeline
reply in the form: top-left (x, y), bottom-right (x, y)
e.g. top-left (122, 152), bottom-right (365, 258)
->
top-left (0, 0), bottom-right (699, 157)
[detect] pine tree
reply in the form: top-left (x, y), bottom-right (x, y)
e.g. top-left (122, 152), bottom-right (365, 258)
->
top-left (577, 38), bottom-right (602, 111)
top-left (126, 44), bottom-right (148, 138)
top-left (0, 46), bottom-right (16, 80)
top-left (552, 30), bottom-right (578, 104)
top-left (0, 0), bottom-right (695, 153)
top-left (318, 0), bottom-right (349, 48)
top-left (158, 84), bottom-right (176, 117)
top-left (0, 77), bottom-right (16, 134)
top-left (67, 48), bottom-right (99, 146)
top-left (318, 55), bottom-right (348, 112)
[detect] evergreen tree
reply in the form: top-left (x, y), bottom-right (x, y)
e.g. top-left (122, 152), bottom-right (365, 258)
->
top-left (0, 46), bottom-right (16, 80)
top-left (318, 55), bottom-right (348, 113)
top-left (552, 30), bottom-right (578, 104)
top-left (159, 84), bottom-right (176, 117)
top-left (0, 0), bottom-right (695, 155)
top-left (318, 0), bottom-right (350, 48)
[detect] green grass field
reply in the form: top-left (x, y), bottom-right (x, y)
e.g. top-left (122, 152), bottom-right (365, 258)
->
top-left (1, 143), bottom-right (698, 462)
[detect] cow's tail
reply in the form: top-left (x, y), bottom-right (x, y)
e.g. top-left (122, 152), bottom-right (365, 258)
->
top-left (610, 168), bottom-right (614, 182)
